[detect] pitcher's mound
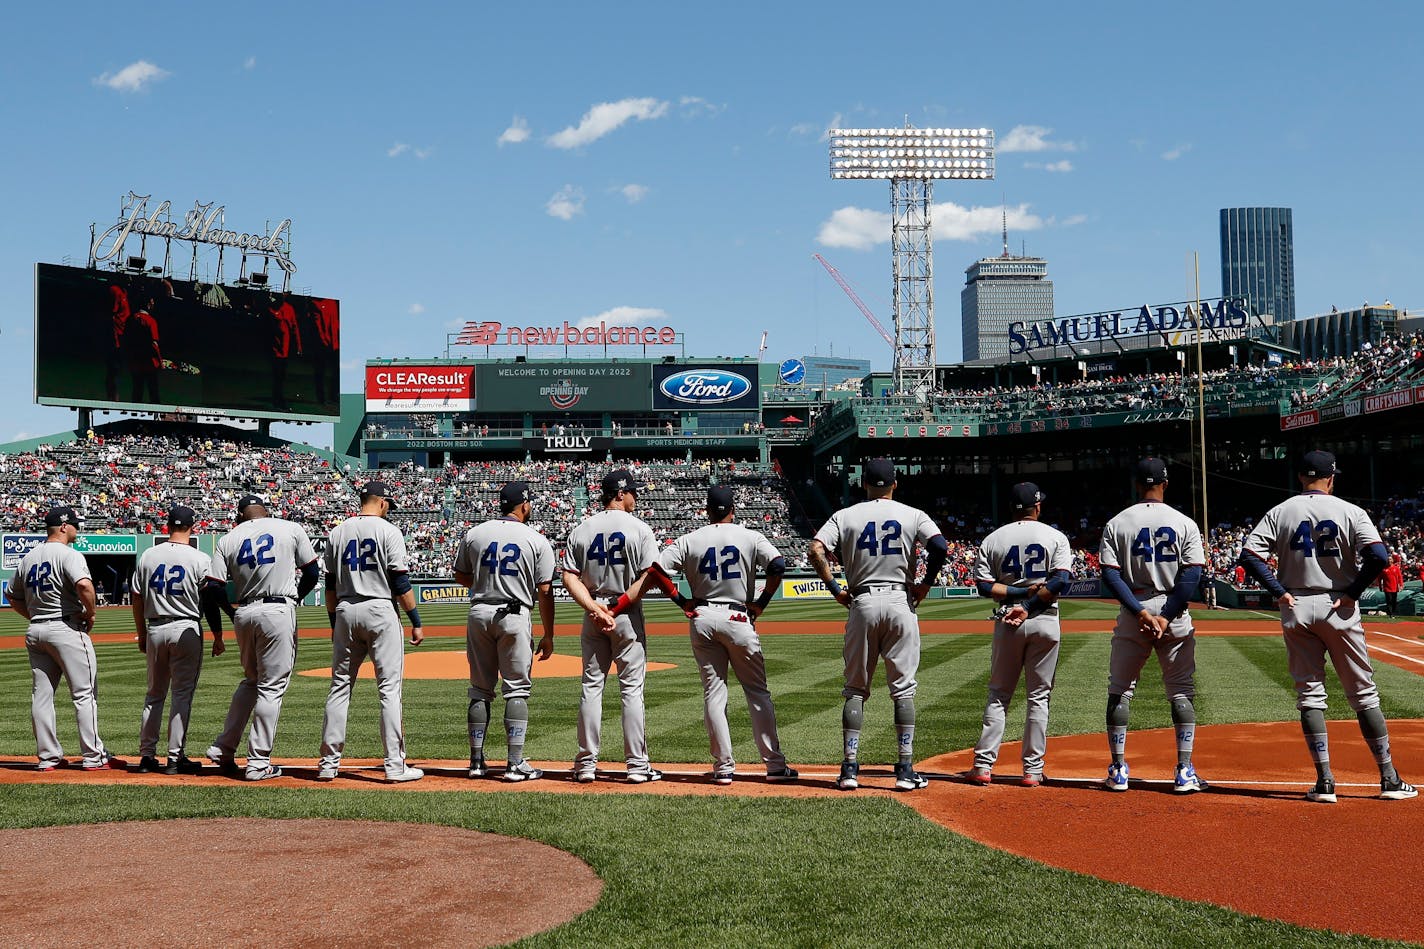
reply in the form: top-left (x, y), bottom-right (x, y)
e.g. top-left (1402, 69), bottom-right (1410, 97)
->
top-left (0, 818), bottom-right (600, 947)
top-left (299, 651), bottom-right (676, 680)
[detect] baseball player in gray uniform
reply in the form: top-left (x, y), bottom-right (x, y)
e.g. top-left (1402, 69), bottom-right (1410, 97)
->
top-left (1239, 449), bottom-right (1416, 803)
top-left (809, 458), bottom-right (948, 792)
top-left (454, 480), bottom-right (557, 782)
top-left (131, 505), bottom-right (223, 774)
top-left (968, 483), bottom-right (1073, 787)
top-left (610, 485), bottom-right (797, 784)
top-left (1099, 458), bottom-right (1207, 793)
top-left (204, 494), bottom-right (319, 781)
top-left (561, 469), bottom-right (662, 783)
top-left (317, 481), bottom-right (425, 783)
top-left (10, 506), bottom-right (125, 771)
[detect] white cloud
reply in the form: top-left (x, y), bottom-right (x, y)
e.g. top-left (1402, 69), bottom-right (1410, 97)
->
top-left (619, 183), bottom-right (649, 203)
top-left (387, 142), bottom-right (410, 158)
top-left (788, 122), bottom-right (817, 137)
top-left (999, 124), bottom-right (1077, 153)
top-left (413, 147), bottom-right (433, 159)
top-left (388, 142), bottom-right (432, 159)
top-left (818, 112), bottom-right (845, 142)
top-left (679, 95), bottom-right (724, 117)
top-left (575, 306), bottom-right (667, 330)
top-left (546, 185), bottom-right (586, 220)
top-left (408, 303), bottom-right (426, 315)
top-left (1162, 143), bottom-right (1192, 160)
top-left (243, 56), bottom-right (256, 70)
top-left (1026, 159), bottom-right (1074, 173)
top-left (817, 202), bottom-right (1045, 250)
top-left (10, 431), bottom-right (34, 442)
top-left (548, 97), bottom-right (669, 149)
top-left (498, 116), bottom-right (530, 146)
top-left (1060, 213), bottom-right (1088, 227)
top-left (94, 60), bottom-right (169, 93)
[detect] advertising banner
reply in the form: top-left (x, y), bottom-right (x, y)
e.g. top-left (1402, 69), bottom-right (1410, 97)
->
top-left (2, 534), bottom-right (43, 570)
top-left (415, 583), bottom-right (469, 605)
top-left (653, 364), bottom-right (760, 412)
top-left (780, 577), bottom-right (837, 598)
top-left (1279, 409), bottom-right (1320, 431)
top-left (366, 365), bottom-right (476, 413)
top-left (478, 363), bottom-right (651, 413)
top-left (73, 535), bottom-right (140, 555)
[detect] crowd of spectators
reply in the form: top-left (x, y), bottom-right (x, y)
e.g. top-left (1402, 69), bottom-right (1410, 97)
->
top-left (1291, 333), bottom-right (1424, 409)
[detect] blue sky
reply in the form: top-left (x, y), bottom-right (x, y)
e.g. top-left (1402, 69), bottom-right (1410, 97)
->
top-left (2, 1), bottom-right (1419, 446)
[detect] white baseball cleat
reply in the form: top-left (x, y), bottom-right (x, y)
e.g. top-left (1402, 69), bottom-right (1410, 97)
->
top-left (386, 765), bottom-right (424, 783)
top-left (1104, 761), bottom-right (1129, 792)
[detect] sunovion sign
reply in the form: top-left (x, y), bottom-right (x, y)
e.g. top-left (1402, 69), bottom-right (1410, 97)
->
top-left (653, 366), bottom-right (758, 411)
top-left (1008, 298), bottom-right (1250, 355)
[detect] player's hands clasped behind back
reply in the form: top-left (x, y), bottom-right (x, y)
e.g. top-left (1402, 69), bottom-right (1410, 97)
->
top-left (1136, 609), bottom-right (1168, 639)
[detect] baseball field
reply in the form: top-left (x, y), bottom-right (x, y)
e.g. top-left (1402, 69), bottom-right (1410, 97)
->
top-left (3, 598), bottom-right (1421, 946)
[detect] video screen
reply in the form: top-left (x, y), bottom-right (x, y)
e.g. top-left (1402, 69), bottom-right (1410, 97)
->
top-left (34, 263), bottom-right (340, 421)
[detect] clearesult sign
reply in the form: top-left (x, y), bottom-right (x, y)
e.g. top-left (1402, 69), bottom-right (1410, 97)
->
top-left (366, 365), bottom-right (476, 413)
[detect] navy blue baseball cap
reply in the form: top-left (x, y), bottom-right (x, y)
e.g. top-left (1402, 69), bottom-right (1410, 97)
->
top-left (863, 457), bottom-right (897, 488)
top-left (360, 480), bottom-right (398, 511)
top-left (500, 481), bottom-right (531, 512)
top-left (707, 484), bottom-right (735, 514)
top-left (167, 505), bottom-right (196, 528)
top-left (44, 506), bottom-right (82, 528)
top-left (1299, 450), bottom-right (1339, 477)
top-left (1135, 457), bottom-right (1169, 485)
top-left (235, 493), bottom-right (267, 514)
top-left (1011, 482), bottom-right (1045, 510)
top-left (600, 469), bottom-right (638, 499)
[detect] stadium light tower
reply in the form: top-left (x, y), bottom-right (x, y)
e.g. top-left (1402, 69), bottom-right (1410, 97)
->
top-left (829, 126), bottom-right (995, 396)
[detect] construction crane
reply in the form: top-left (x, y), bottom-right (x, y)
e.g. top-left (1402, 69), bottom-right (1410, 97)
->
top-left (813, 253), bottom-right (893, 348)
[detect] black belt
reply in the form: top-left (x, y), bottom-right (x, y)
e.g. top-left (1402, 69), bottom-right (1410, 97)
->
top-left (472, 599), bottom-right (526, 615)
top-left (692, 599), bottom-right (747, 609)
top-left (240, 596), bottom-right (293, 606)
top-left (851, 583), bottom-right (906, 596)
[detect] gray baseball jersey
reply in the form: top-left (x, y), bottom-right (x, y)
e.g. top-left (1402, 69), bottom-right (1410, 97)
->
top-left (1099, 501), bottom-right (1206, 595)
top-left (974, 520), bottom-right (1073, 608)
top-left (209, 517), bottom-right (318, 601)
top-left (133, 542), bottom-right (212, 622)
top-left (563, 510), bottom-right (658, 597)
top-left (660, 523), bottom-right (780, 603)
top-left (1242, 492), bottom-right (1382, 592)
top-left (325, 515), bottom-right (410, 600)
top-left (12, 542), bottom-right (91, 620)
top-left (814, 499), bottom-right (941, 587)
top-left (454, 517), bottom-right (556, 605)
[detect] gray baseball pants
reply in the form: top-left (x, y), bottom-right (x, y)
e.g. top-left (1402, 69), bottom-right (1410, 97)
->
top-left (138, 619), bottom-right (204, 758)
top-left (689, 605), bottom-right (788, 775)
top-left (26, 617), bottom-right (109, 767)
top-left (320, 599), bottom-right (408, 776)
top-left (576, 607), bottom-right (649, 773)
top-left (212, 602), bottom-right (297, 776)
top-left (1109, 594), bottom-right (1195, 701)
top-left (466, 603), bottom-right (534, 702)
top-left (1281, 592), bottom-right (1380, 711)
top-left (973, 612), bottom-right (1061, 775)
top-left (842, 589), bottom-right (919, 700)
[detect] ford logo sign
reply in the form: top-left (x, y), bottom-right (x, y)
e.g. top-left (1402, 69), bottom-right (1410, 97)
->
top-left (660, 369), bottom-right (752, 405)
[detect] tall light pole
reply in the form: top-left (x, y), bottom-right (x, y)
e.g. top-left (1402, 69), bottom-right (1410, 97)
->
top-left (829, 126), bottom-right (995, 396)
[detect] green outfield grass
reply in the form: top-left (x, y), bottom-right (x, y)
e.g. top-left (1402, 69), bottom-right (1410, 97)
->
top-left (2, 599), bottom-right (1420, 946)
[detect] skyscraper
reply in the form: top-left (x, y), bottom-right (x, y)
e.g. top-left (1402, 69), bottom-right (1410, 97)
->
top-left (960, 255), bottom-right (1054, 361)
top-left (1220, 207), bottom-right (1295, 323)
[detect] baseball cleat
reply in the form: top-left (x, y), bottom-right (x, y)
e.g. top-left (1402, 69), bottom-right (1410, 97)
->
top-left (315, 767), bottom-right (338, 782)
top-left (1380, 775), bottom-right (1418, 800)
top-left (137, 755), bottom-right (164, 774)
top-left (1305, 778), bottom-right (1337, 803)
top-left (36, 758), bottom-right (69, 773)
top-left (574, 770), bottom-right (597, 784)
top-left (165, 756), bottom-right (203, 775)
top-left (893, 763), bottom-right (930, 791)
top-left (626, 768), bottom-right (664, 784)
top-left (966, 768), bottom-right (992, 786)
top-left (504, 760), bottom-right (544, 783)
top-left (1104, 761), bottom-right (1129, 792)
top-left (1174, 763), bottom-right (1206, 793)
top-left (246, 765), bottom-right (283, 782)
top-left (206, 745), bottom-right (240, 778)
top-left (836, 760), bottom-right (860, 790)
top-left (468, 754), bottom-right (488, 779)
top-left (711, 771), bottom-right (735, 786)
top-left (1020, 772), bottom-right (1044, 788)
top-left (82, 755), bottom-right (128, 772)
top-left (386, 765), bottom-right (424, 783)
top-left (765, 767), bottom-right (798, 784)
